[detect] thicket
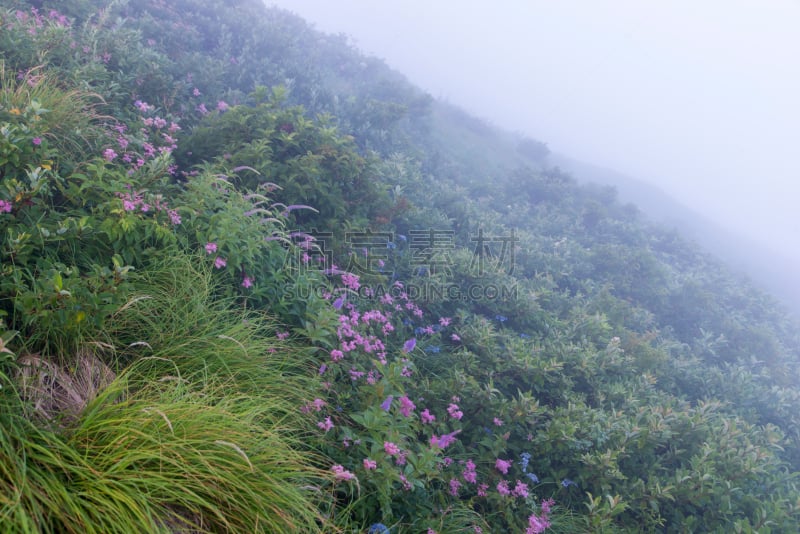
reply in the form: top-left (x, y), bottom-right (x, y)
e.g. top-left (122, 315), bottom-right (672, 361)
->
top-left (1, 1), bottom-right (799, 532)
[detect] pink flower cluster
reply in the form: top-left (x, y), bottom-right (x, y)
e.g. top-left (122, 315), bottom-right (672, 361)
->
top-left (116, 189), bottom-right (180, 226)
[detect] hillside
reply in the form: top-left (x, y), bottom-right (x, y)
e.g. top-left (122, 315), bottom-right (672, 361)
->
top-left (1, 1), bottom-right (800, 532)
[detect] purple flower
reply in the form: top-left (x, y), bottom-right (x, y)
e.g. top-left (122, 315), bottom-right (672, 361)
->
top-left (214, 256), bottom-right (227, 269)
top-left (402, 338), bottom-right (417, 354)
top-left (217, 100), bottom-right (229, 112)
top-left (32, 137), bottom-right (42, 146)
top-left (332, 296), bottom-right (344, 310)
top-left (380, 395), bottom-right (393, 411)
top-left (0, 200), bottom-right (13, 213)
top-left (205, 242), bottom-right (217, 254)
top-left (398, 395), bottom-right (416, 417)
top-left (241, 276), bottom-right (253, 288)
top-left (103, 148), bottom-right (117, 162)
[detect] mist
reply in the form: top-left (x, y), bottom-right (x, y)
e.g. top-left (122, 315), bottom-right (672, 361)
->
top-left (267, 0), bottom-right (800, 311)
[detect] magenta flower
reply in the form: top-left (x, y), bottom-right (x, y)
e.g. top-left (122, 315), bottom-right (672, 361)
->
top-left (32, 137), bottom-right (42, 146)
top-left (241, 276), bottom-right (253, 288)
top-left (0, 200), bottom-right (13, 213)
top-left (317, 416), bottom-right (334, 432)
top-left (495, 458), bottom-right (512, 475)
top-left (383, 441), bottom-right (400, 456)
top-left (168, 209), bottom-right (181, 225)
top-left (497, 480), bottom-right (511, 496)
top-left (447, 403), bottom-right (463, 420)
top-left (363, 458), bottom-right (377, 470)
top-left (217, 100), bottom-right (229, 112)
top-left (330, 349), bottom-right (344, 361)
top-left (439, 317), bottom-right (451, 327)
top-left (205, 242), bottom-right (217, 254)
top-left (213, 256), bottom-right (227, 269)
top-left (331, 465), bottom-right (355, 481)
top-left (513, 480), bottom-right (529, 498)
top-left (449, 478), bottom-right (461, 496)
top-left (103, 148), bottom-right (117, 162)
top-left (398, 395), bottom-right (416, 417)
top-left (493, 417), bottom-right (504, 426)
top-left (192, 88), bottom-right (201, 97)
top-left (420, 408), bottom-right (436, 424)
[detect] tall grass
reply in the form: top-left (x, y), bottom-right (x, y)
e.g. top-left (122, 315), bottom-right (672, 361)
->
top-left (0, 249), bottom-right (333, 532)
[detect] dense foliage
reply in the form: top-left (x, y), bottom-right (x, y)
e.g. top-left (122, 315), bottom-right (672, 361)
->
top-left (1, 1), bottom-right (799, 532)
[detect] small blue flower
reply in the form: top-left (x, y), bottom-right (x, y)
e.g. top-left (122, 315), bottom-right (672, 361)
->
top-left (380, 396), bottom-right (393, 411)
top-left (526, 473), bottom-right (539, 484)
top-left (495, 314), bottom-right (508, 323)
top-left (414, 326), bottom-right (425, 335)
top-left (520, 333), bottom-right (530, 339)
top-left (398, 234), bottom-right (407, 241)
top-left (368, 524), bottom-right (390, 534)
top-left (426, 345), bottom-right (440, 353)
top-left (561, 478), bottom-right (576, 488)
top-left (387, 241), bottom-right (396, 249)
top-left (520, 451), bottom-right (531, 472)
top-left (402, 318), bottom-right (414, 327)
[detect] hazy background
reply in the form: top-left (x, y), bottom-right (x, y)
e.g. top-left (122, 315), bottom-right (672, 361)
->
top-left (267, 0), bottom-right (799, 298)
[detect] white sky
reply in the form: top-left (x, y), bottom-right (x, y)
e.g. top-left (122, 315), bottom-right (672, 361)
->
top-left (267, 0), bottom-right (800, 267)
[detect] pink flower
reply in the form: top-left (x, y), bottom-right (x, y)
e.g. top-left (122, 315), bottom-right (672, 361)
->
top-left (192, 88), bottom-right (201, 97)
top-left (330, 349), bottom-right (344, 361)
top-left (398, 395), bottom-right (416, 417)
top-left (331, 464), bottom-right (355, 481)
top-left (493, 417), bottom-right (504, 426)
top-left (217, 100), bottom-right (229, 112)
top-left (451, 333), bottom-right (461, 341)
top-left (241, 276), bottom-right (254, 288)
top-left (420, 408), bottom-right (436, 424)
top-left (32, 137), bottom-right (42, 146)
top-left (363, 458), bottom-right (377, 470)
top-left (402, 338), bottom-right (417, 353)
top-left (0, 200), bottom-right (12, 213)
top-left (439, 317), bottom-right (451, 327)
top-left (213, 256), bottom-right (227, 269)
top-left (497, 480), bottom-right (511, 496)
top-left (512, 480), bottom-right (529, 498)
top-left (103, 148), bottom-right (117, 162)
top-left (317, 416), bottom-right (333, 432)
top-left (462, 459), bottom-right (477, 484)
top-left (168, 209), bottom-right (181, 225)
top-left (449, 478), bottom-right (461, 496)
top-left (447, 403), bottom-right (463, 420)
top-left (541, 498), bottom-right (554, 515)
top-left (526, 513), bottom-right (551, 534)
top-left (383, 441), bottom-right (400, 456)
top-left (276, 331), bottom-right (289, 340)
top-left (310, 398), bottom-right (326, 411)
top-left (477, 483), bottom-right (489, 497)
top-left (495, 458), bottom-right (512, 474)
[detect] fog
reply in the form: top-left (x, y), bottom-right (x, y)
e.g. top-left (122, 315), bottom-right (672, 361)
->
top-left (268, 0), bottom-right (800, 303)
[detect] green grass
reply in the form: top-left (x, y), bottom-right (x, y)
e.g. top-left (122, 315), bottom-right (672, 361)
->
top-left (0, 249), bottom-right (333, 532)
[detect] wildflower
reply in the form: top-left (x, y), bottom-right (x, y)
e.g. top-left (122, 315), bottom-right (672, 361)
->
top-left (426, 345), bottom-right (441, 353)
top-left (493, 417), bottom-right (504, 426)
top-left (363, 458), bottom-right (377, 470)
top-left (217, 100), bottom-right (229, 112)
top-left (123, 200), bottom-right (136, 211)
top-left (103, 148), bottom-right (117, 162)
top-left (330, 349), bottom-right (344, 361)
top-left (276, 331), bottom-right (289, 340)
top-left (526, 473), bottom-right (540, 484)
top-left (383, 441), bottom-right (400, 456)
top-left (477, 483), bottom-right (489, 497)
top-left (241, 276), bottom-right (253, 288)
top-left (462, 459), bottom-right (478, 483)
top-left (0, 200), bottom-right (12, 213)
top-left (368, 524), bottom-right (390, 534)
top-left (512, 480), bottom-right (530, 498)
top-left (430, 429), bottom-right (461, 449)
top-left (495, 458), bottom-right (512, 475)
top-left (398, 395), bottom-right (416, 417)
top-left (451, 333), bottom-right (461, 341)
top-left (332, 296), bottom-right (344, 309)
top-left (341, 272), bottom-right (360, 291)
top-left (449, 478), bottom-right (461, 496)
top-left (561, 478), bottom-right (576, 488)
top-left (428, 529), bottom-right (437, 534)
top-left (380, 396), bottom-right (393, 411)
top-left (526, 514), bottom-right (551, 534)
top-left (317, 417), bottom-right (333, 432)
top-left (541, 498), bottom-right (555, 515)
top-left (196, 103), bottom-right (208, 115)
top-left (495, 314), bottom-right (508, 322)
top-left (520, 451), bottom-right (531, 472)
top-left (213, 256), bottom-right (227, 269)
top-left (420, 408), bottom-right (436, 424)
top-left (319, 364), bottom-right (327, 375)
top-left (439, 317), bottom-right (451, 327)
top-left (168, 209), bottom-right (181, 225)
top-left (32, 137), bottom-right (42, 146)
top-left (497, 480), bottom-right (511, 496)
top-left (402, 338), bottom-right (417, 353)
top-left (447, 403), bottom-right (463, 420)
top-left (192, 87), bottom-right (201, 97)
top-left (330, 464), bottom-right (355, 481)
top-left (349, 368), bottom-right (365, 381)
